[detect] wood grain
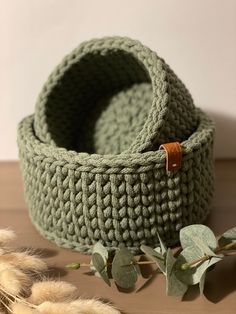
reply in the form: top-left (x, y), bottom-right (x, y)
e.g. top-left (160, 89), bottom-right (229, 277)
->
top-left (0, 161), bottom-right (236, 314)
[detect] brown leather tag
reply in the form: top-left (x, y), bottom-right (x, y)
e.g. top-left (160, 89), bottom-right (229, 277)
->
top-left (160, 142), bottom-right (182, 171)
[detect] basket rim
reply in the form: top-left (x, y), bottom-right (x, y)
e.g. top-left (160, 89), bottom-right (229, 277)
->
top-left (18, 108), bottom-right (214, 170)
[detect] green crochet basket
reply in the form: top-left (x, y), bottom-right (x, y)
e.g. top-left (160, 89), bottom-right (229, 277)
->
top-left (34, 37), bottom-right (198, 153)
top-left (18, 37), bottom-right (215, 254)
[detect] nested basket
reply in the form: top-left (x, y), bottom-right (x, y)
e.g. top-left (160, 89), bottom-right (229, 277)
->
top-left (18, 37), bottom-right (215, 254)
top-left (34, 37), bottom-right (198, 153)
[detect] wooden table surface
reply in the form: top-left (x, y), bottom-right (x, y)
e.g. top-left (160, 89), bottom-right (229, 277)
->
top-left (0, 161), bottom-right (235, 314)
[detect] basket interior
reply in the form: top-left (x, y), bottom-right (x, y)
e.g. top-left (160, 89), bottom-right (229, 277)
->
top-left (44, 50), bottom-right (153, 154)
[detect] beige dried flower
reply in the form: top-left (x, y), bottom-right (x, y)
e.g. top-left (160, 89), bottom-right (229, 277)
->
top-left (0, 266), bottom-right (32, 295)
top-left (37, 301), bottom-right (77, 314)
top-left (0, 228), bottom-right (121, 314)
top-left (0, 230), bottom-right (16, 248)
top-left (28, 281), bottom-right (79, 305)
top-left (11, 303), bottom-right (38, 314)
top-left (37, 299), bottom-right (120, 314)
top-left (0, 253), bottom-right (47, 273)
top-left (71, 299), bottom-right (121, 314)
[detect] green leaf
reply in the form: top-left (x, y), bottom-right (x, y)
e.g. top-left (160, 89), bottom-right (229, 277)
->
top-left (92, 242), bottom-right (109, 262)
top-left (165, 249), bottom-right (188, 297)
top-left (140, 245), bottom-right (166, 274)
top-left (180, 225), bottom-right (217, 250)
top-left (154, 246), bottom-right (162, 254)
top-left (90, 243), bottom-right (110, 283)
top-left (157, 232), bottom-right (167, 255)
top-left (199, 256), bottom-right (222, 294)
top-left (111, 248), bottom-right (138, 289)
top-left (175, 245), bottom-right (210, 285)
top-left (199, 270), bottom-right (206, 295)
top-left (92, 253), bottom-right (110, 286)
top-left (218, 227), bottom-right (236, 247)
top-left (192, 237), bottom-right (219, 257)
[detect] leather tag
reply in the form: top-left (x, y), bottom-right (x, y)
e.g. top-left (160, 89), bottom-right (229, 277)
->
top-left (160, 142), bottom-right (182, 171)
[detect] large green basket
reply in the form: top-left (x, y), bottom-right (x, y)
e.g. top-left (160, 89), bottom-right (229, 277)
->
top-left (18, 37), bottom-right (215, 254)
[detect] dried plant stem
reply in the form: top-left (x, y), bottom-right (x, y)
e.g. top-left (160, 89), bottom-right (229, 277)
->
top-left (180, 255), bottom-right (211, 270)
top-left (0, 284), bottom-right (37, 310)
top-left (70, 244), bottom-right (236, 272)
top-left (69, 260), bottom-right (157, 269)
top-left (216, 241), bottom-right (236, 252)
top-left (223, 251), bottom-right (236, 256)
top-left (133, 261), bottom-right (156, 265)
top-left (0, 297), bottom-right (13, 314)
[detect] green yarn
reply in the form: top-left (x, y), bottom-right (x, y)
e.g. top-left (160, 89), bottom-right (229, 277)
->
top-left (18, 108), bottom-right (214, 254)
top-left (34, 37), bottom-right (198, 154)
top-left (18, 37), bottom-right (215, 254)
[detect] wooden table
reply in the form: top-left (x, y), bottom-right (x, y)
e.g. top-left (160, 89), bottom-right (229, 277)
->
top-left (0, 161), bottom-right (235, 314)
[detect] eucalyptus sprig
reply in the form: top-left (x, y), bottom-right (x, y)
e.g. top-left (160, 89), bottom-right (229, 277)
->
top-left (66, 225), bottom-right (236, 298)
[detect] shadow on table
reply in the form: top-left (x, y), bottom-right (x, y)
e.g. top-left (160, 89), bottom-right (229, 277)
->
top-left (47, 265), bottom-right (68, 277)
top-left (182, 286), bottom-right (199, 301)
top-left (183, 256), bottom-right (236, 303)
top-left (204, 256), bottom-right (236, 303)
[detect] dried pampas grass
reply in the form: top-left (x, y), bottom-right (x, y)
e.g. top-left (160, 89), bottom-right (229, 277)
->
top-left (0, 230), bottom-right (16, 247)
top-left (10, 303), bottom-right (38, 314)
top-left (0, 266), bottom-right (32, 295)
top-left (0, 229), bottom-right (121, 314)
top-left (28, 281), bottom-right (79, 305)
top-left (0, 252), bottom-right (47, 273)
top-left (71, 299), bottom-right (121, 314)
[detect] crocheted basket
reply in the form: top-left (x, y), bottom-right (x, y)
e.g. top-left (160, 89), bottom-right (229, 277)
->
top-left (34, 37), bottom-right (198, 154)
top-left (18, 37), bottom-right (215, 254)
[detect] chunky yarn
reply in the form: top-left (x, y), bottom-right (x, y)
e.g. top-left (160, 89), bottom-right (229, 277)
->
top-left (18, 37), bottom-right (215, 254)
top-left (34, 37), bottom-right (198, 154)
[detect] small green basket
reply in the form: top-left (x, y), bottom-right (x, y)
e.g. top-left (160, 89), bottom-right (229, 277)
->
top-left (34, 37), bottom-right (198, 154)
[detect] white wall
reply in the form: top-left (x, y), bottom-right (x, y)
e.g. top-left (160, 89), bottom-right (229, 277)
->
top-left (1, 0), bottom-right (236, 160)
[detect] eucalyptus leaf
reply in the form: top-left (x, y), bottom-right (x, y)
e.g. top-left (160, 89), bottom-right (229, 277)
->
top-left (157, 232), bottom-right (167, 255)
top-left (154, 246), bottom-right (162, 254)
top-left (140, 245), bottom-right (166, 274)
top-left (92, 242), bottom-right (109, 262)
top-left (92, 253), bottom-right (110, 286)
top-left (218, 227), bottom-right (236, 247)
top-left (199, 270), bottom-right (206, 295)
top-left (199, 256), bottom-right (222, 294)
top-left (111, 248), bottom-right (138, 289)
top-left (90, 242), bottom-right (109, 278)
top-left (192, 237), bottom-right (218, 257)
top-left (175, 245), bottom-right (210, 285)
top-left (180, 225), bottom-right (217, 250)
top-left (166, 249), bottom-right (188, 297)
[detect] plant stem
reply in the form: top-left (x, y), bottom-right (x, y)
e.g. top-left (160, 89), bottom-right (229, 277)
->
top-left (223, 251), bottom-right (236, 256)
top-left (68, 242), bottom-right (236, 271)
top-left (181, 242), bottom-right (236, 270)
top-left (180, 255), bottom-right (210, 270)
top-left (216, 241), bottom-right (236, 253)
top-left (70, 260), bottom-right (156, 268)
top-left (134, 261), bottom-right (156, 265)
top-left (0, 284), bottom-right (37, 310)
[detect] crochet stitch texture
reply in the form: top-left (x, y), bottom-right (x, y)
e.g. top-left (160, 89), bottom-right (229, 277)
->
top-left (18, 37), bottom-right (215, 253)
